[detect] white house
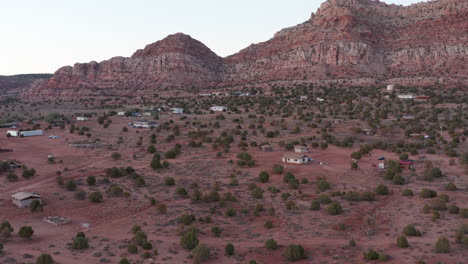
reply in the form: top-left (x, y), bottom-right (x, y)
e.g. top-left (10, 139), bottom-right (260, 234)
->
top-left (11, 192), bottom-right (42, 208)
top-left (300, 96), bottom-right (308, 101)
top-left (76, 116), bottom-right (89, 121)
top-left (397, 94), bottom-right (415, 100)
top-left (132, 120), bottom-right (158, 128)
top-left (294, 145), bottom-right (309, 153)
top-left (210, 106), bottom-right (228, 112)
top-left (117, 111), bottom-right (126, 116)
top-left (282, 153), bottom-right (314, 164)
top-left (171, 108), bottom-right (184, 114)
top-left (387, 85), bottom-right (395, 91)
top-left (317, 98), bottom-right (325, 102)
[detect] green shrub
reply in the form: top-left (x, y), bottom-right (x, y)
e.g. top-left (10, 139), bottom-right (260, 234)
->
top-left (397, 235), bottom-right (409, 248)
top-left (119, 258), bottom-right (130, 264)
top-left (179, 214), bottom-right (196, 225)
top-left (142, 241), bottom-right (153, 250)
top-left (316, 194), bottom-right (332, 204)
top-left (18, 226), bottom-right (34, 239)
top-left (164, 177), bottom-right (175, 186)
top-left (264, 221), bottom-right (273, 229)
top-left (258, 171), bottom-right (270, 183)
top-left (72, 236), bottom-right (89, 250)
top-left (310, 200), bottom-right (320, 211)
top-left (36, 253), bottom-right (54, 264)
top-left (272, 164), bottom-right (284, 174)
top-left (88, 191), bottom-right (103, 203)
top-left (375, 184), bottom-right (389, 195)
top-left (0, 221), bottom-right (13, 237)
top-left (211, 226), bottom-right (223, 237)
top-left (251, 187), bottom-right (264, 198)
top-left (86, 175), bottom-right (96, 185)
top-left (448, 204), bottom-right (459, 214)
top-left (225, 243), bottom-right (235, 256)
top-left (403, 224), bottom-right (421, 236)
top-left (420, 189), bottom-right (437, 198)
top-left (65, 179), bottom-right (77, 191)
top-left (349, 239), bottom-right (356, 247)
top-left (29, 199), bottom-right (43, 212)
top-left (225, 208), bottom-right (237, 217)
top-left (192, 244), bottom-right (210, 264)
top-left (435, 236), bottom-right (450, 253)
top-left (265, 239), bottom-right (278, 250)
top-left (429, 199), bottom-right (447, 211)
top-left (460, 208), bottom-right (468, 218)
top-left (445, 182), bottom-right (457, 191)
top-left (363, 249), bottom-right (379, 260)
top-left (283, 244), bottom-right (306, 261)
top-left (326, 202), bottom-right (343, 215)
top-left (317, 178), bottom-right (331, 191)
top-left (128, 244), bottom-right (138, 254)
top-left (180, 231), bottom-right (199, 250)
top-left (438, 193), bottom-right (449, 202)
top-left (402, 189), bottom-right (413, 196)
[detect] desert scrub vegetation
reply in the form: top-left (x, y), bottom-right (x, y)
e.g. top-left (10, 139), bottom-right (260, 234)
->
top-left (403, 224), bottom-right (422, 236)
top-left (283, 244), bottom-right (306, 261)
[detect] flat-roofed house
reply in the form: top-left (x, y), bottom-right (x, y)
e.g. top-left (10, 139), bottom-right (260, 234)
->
top-left (11, 192), bottom-right (42, 208)
top-left (282, 153), bottom-right (313, 164)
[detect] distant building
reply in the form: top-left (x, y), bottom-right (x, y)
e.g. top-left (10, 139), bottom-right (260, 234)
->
top-left (282, 153), bottom-right (313, 164)
top-left (117, 111), bottom-right (126, 116)
top-left (132, 120), bottom-right (158, 128)
top-left (397, 94), bottom-right (415, 100)
top-left (416, 96), bottom-right (430, 101)
top-left (294, 145), bottom-right (309, 153)
top-left (0, 122), bottom-right (20, 128)
top-left (402, 115), bottom-right (416, 121)
top-left (300, 96), bottom-right (308, 101)
top-left (316, 98), bottom-right (325, 102)
top-left (11, 192), bottom-right (42, 208)
top-left (7, 130), bottom-right (43, 137)
top-left (400, 160), bottom-right (414, 170)
top-left (171, 108), bottom-right (184, 114)
top-left (260, 144), bottom-right (273, 152)
top-left (210, 106), bottom-right (228, 112)
top-left (362, 129), bottom-right (375, 135)
top-left (76, 116), bottom-right (89, 121)
top-left (199, 93), bottom-right (212, 97)
top-left (387, 85), bottom-right (395, 91)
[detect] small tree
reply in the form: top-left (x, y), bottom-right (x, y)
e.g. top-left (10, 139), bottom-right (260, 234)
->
top-left (211, 226), bottom-right (223, 237)
top-left (65, 179), bottom-right (77, 191)
top-left (284, 244), bottom-right (306, 261)
top-left (72, 234), bottom-right (89, 250)
top-left (18, 226), bottom-right (34, 239)
top-left (36, 253), bottom-right (54, 264)
top-left (111, 152), bottom-right (122, 160)
top-left (29, 200), bottom-right (43, 212)
top-left (363, 249), bottom-right (379, 260)
top-left (180, 231), bottom-right (199, 250)
top-left (225, 243), bottom-right (235, 256)
top-left (375, 184), bottom-right (389, 195)
top-left (88, 191), bottom-right (103, 203)
top-left (403, 224), bottom-right (421, 237)
top-left (0, 221), bottom-right (13, 237)
top-left (316, 178), bottom-right (330, 191)
top-left (310, 200), bottom-right (320, 211)
top-left (397, 235), bottom-right (409, 248)
top-left (192, 244), bottom-right (210, 264)
top-left (435, 236), bottom-right (450, 253)
top-left (326, 202), bottom-right (343, 215)
top-left (86, 175), bottom-right (96, 185)
top-left (258, 171), bottom-right (270, 183)
top-left (265, 239), bottom-right (278, 250)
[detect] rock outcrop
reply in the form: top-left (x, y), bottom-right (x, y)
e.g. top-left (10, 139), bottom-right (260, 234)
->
top-left (26, 0), bottom-right (468, 96)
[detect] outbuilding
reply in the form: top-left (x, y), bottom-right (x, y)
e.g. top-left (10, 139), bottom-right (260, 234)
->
top-left (282, 153), bottom-right (313, 164)
top-left (210, 106), bottom-right (228, 112)
top-left (76, 116), bottom-right (89, 121)
top-left (294, 145), bottom-right (309, 153)
top-left (260, 144), bottom-right (273, 152)
top-left (171, 108), bottom-right (184, 114)
top-left (132, 120), bottom-right (158, 128)
top-left (11, 192), bottom-right (42, 208)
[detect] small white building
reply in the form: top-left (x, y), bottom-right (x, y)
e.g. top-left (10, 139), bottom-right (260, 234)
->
top-left (294, 145), bottom-right (309, 153)
top-left (282, 153), bottom-right (313, 164)
top-left (11, 192), bottom-right (42, 208)
top-left (76, 116), bottom-right (89, 121)
top-left (387, 85), bottom-right (395, 91)
top-left (117, 111), bottom-right (126, 116)
top-left (397, 94), bottom-right (415, 100)
top-left (171, 108), bottom-right (184, 114)
top-left (317, 98), bottom-right (325, 102)
top-left (142, 112), bottom-right (153, 117)
top-left (300, 96), bottom-right (308, 101)
top-left (132, 120), bottom-right (158, 128)
top-left (7, 130), bottom-right (43, 137)
top-left (210, 106), bottom-right (228, 112)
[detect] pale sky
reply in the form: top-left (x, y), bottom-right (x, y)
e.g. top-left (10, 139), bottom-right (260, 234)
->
top-left (1, 0), bottom-right (423, 75)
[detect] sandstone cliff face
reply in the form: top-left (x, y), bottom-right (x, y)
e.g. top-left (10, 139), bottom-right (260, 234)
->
top-left (27, 0), bottom-right (468, 96)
